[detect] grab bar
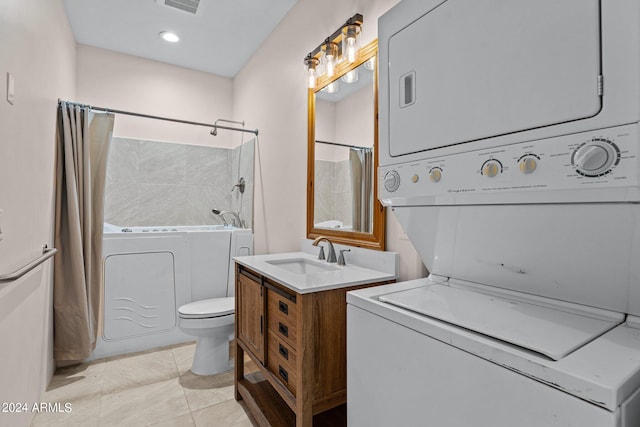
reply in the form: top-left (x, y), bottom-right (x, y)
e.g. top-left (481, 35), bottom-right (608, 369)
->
top-left (0, 245), bottom-right (57, 284)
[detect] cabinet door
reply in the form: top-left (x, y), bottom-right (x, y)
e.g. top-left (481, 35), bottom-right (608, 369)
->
top-left (237, 271), bottom-right (265, 363)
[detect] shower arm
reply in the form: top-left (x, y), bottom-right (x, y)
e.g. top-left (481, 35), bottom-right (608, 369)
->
top-left (210, 118), bottom-right (258, 136)
top-left (216, 118), bottom-right (245, 127)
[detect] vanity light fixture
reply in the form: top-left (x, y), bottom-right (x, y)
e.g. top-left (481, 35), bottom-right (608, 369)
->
top-left (159, 31), bottom-right (180, 42)
top-left (342, 22), bottom-right (361, 64)
top-left (321, 40), bottom-right (339, 77)
top-left (305, 55), bottom-right (320, 89)
top-left (303, 13), bottom-right (363, 89)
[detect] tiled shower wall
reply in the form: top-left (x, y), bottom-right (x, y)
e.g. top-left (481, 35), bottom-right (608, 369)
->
top-left (314, 159), bottom-right (352, 227)
top-left (105, 137), bottom-right (254, 228)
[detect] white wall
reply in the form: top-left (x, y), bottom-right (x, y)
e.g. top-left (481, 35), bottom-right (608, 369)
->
top-left (76, 45), bottom-right (236, 149)
top-left (0, 1), bottom-right (76, 425)
top-left (335, 85), bottom-right (374, 150)
top-left (233, 0), bottom-right (426, 279)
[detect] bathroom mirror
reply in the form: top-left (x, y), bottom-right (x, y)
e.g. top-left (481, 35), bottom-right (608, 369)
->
top-left (307, 39), bottom-right (385, 250)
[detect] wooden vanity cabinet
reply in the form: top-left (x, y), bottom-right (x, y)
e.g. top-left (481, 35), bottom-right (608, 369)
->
top-left (236, 269), bottom-right (265, 364)
top-left (234, 263), bottom-right (394, 427)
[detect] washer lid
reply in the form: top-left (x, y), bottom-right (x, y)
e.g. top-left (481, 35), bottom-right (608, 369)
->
top-left (379, 284), bottom-right (623, 361)
top-left (178, 297), bottom-right (234, 318)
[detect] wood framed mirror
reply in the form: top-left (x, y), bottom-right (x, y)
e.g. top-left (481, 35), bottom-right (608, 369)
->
top-left (307, 39), bottom-right (385, 250)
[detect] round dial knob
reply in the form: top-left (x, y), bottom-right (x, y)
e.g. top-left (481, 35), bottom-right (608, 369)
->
top-left (519, 157), bottom-right (537, 174)
top-left (482, 160), bottom-right (502, 178)
top-left (383, 170), bottom-right (401, 192)
top-left (572, 139), bottom-right (619, 177)
top-left (429, 168), bottom-right (442, 183)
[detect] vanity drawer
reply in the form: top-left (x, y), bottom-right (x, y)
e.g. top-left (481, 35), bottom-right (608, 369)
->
top-left (268, 330), bottom-right (297, 369)
top-left (267, 286), bottom-right (297, 324)
top-left (268, 309), bottom-right (297, 350)
top-left (267, 334), bottom-right (297, 396)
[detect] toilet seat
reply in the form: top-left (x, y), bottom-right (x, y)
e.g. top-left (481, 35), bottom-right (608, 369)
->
top-left (178, 297), bottom-right (234, 319)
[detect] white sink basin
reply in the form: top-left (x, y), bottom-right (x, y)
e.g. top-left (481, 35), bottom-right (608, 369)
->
top-left (266, 258), bottom-right (338, 274)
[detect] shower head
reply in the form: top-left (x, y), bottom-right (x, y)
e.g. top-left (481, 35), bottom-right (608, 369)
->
top-left (210, 127), bottom-right (218, 136)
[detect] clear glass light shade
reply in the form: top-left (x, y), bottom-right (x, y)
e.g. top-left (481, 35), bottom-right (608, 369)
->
top-left (342, 24), bottom-right (361, 63)
top-left (305, 57), bottom-right (320, 89)
top-left (364, 56), bottom-right (376, 71)
top-left (322, 81), bottom-right (340, 94)
top-left (321, 42), bottom-right (339, 78)
top-left (341, 68), bottom-right (359, 84)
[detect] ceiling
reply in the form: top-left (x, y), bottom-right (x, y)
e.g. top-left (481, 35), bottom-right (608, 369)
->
top-left (62, 0), bottom-right (298, 78)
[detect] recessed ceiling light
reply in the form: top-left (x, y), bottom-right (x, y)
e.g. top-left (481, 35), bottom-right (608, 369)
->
top-left (159, 31), bottom-right (180, 43)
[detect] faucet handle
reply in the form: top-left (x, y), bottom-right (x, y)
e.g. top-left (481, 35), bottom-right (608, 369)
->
top-left (318, 246), bottom-right (326, 260)
top-left (338, 249), bottom-right (351, 266)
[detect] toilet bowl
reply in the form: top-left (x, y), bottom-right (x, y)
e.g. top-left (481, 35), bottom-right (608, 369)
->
top-left (178, 297), bottom-right (235, 375)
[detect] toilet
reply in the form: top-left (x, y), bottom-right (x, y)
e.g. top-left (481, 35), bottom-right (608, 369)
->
top-left (178, 297), bottom-right (235, 375)
top-left (177, 228), bottom-right (253, 375)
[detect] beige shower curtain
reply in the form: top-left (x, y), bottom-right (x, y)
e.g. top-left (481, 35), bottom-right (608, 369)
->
top-left (350, 148), bottom-right (373, 233)
top-left (53, 103), bottom-right (114, 361)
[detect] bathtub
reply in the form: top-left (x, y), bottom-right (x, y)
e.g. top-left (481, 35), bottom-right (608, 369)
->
top-left (89, 224), bottom-right (253, 360)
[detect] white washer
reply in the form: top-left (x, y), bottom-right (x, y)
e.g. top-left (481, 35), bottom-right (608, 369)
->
top-left (347, 0), bottom-right (640, 425)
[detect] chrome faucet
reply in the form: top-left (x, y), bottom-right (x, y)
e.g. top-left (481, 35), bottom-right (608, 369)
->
top-left (312, 236), bottom-right (337, 263)
top-left (211, 209), bottom-right (243, 228)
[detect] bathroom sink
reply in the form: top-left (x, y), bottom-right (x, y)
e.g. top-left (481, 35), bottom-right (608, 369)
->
top-left (266, 258), bottom-right (338, 274)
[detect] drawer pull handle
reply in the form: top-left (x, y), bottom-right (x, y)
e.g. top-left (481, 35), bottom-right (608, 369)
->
top-left (278, 365), bottom-right (289, 383)
top-left (279, 344), bottom-right (289, 359)
top-left (278, 301), bottom-right (289, 315)
top-left (278, 322), bottom-right (289, 337)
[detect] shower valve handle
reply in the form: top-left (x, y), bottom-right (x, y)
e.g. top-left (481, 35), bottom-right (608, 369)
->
top-left (231, 177), bottom-right (246, 193)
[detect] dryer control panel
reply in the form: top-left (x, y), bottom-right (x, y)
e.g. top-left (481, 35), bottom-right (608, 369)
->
top-left (379, 124), bottom-right (640, 206)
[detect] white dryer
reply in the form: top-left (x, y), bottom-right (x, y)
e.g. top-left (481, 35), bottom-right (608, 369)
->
top-left (347, 0), bottom-right (640, 425)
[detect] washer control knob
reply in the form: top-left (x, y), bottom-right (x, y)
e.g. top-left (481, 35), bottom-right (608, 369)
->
top-left (572, 139), bottom-right (619, 177)
top-left (383, 170), bottom-right (401, 192)
top-left (482, 161), bottom-right (501, 178)
top-left (411, 174), bottom-right (419, 183)
top-left (519, 157), bottom-right (537, 174)
top-left (429, 168), bottom-right (442, 183)
top-left (574, 145), bottom-right (608, 171)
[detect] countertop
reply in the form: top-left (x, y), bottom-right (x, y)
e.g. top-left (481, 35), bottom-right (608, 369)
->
top-left (234, 242), bottom-right (398, 294)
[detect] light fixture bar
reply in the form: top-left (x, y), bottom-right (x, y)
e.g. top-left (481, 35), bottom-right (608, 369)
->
top-left (304, 13), bottom-right (363, 64)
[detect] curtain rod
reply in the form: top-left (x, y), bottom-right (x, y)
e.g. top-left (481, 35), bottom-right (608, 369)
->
top-left (315, 139), bottom-right (371, 150)
top-left (57, 100), bottom-right (259, 136)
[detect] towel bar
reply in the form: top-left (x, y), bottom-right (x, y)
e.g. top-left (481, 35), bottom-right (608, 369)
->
top-left (0, 245), bottom-right (57, 283)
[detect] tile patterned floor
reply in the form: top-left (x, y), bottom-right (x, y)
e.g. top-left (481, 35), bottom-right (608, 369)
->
top-left (31, 343), bottom-right (256, 427)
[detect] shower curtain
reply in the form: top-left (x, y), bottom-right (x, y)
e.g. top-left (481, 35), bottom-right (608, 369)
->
top-left (350, 148), bottom-right (373, 233)
top-left (53, 103), bottom-right (114, 361)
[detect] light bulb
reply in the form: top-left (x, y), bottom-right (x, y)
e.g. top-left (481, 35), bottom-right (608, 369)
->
top-left (321, 42), bottom-right (339, 78)
top-left (326, 57), bottom-right (335, 77)
top-left (308, 68), bottom-right (316, 89)
top-left (342, 24), bottom-right (361, 64)
top-left (305, 56), bottom-right (319, 89)
top-left (346, 37), bottom-right (357, 63)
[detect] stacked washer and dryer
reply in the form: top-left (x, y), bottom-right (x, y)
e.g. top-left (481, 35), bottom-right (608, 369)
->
top-left (347, 0), bottom-right (640, 426)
